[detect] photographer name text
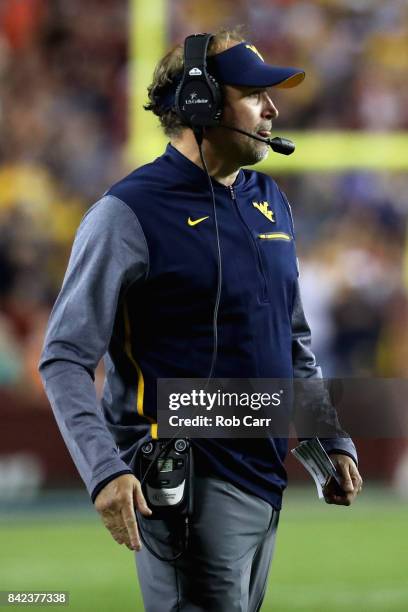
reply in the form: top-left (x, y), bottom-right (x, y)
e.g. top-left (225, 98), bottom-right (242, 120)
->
top-left (168, 415), bottom-right (275, 427)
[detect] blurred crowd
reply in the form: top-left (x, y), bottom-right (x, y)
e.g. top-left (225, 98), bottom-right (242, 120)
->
top-left (282, 171), bottom-right (408, 377)
top-left (0, 0), bottom-right (127, 397)
top-left (0, 0), bottom-right (407, 401)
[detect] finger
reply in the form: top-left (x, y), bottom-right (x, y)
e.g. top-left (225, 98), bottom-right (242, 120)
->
top-left (133, 482), bottom-right (152, 517)
top-left (324, 476), bottom-right (345, 496)
top-left (122, 504), bottom-right (142, 551)
top-left (113, 533), bottom-right (126, 545)
top-left (351, 476), bottom-right (363, 493)
top-left (323, 481), bottom-right (338, 503)
top-left (102, 518), bottom-right (123, 543)
top-left (101, 511), bottom-right (130, 546)
top-left (337, 464), bottom-right (354, 493)
top-left (324, 491), bottom-right (347, 505)
top-left (350, 474), bottom-right (359, 488)
top-left (350, 466), bottom-right (363, 489)
top-left (324, 478), bottom-right (355, 505)
top-left (101, 512), bottom-right (121, 534)
top-left (325, 487), bottom-right (354, 505)
top-left (332, 487), bottom-right (360, 505)
top-left (102, 518), bottom-right (126, 545)
top-left (102, 504), bottom-right (137, 550)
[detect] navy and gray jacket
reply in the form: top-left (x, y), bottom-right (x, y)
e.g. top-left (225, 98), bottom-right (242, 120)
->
top-left (39, 143), bottom-right (357, 509)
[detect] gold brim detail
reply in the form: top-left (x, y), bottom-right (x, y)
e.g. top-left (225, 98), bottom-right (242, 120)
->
top-left (276, 73), bottom-right (305, 89)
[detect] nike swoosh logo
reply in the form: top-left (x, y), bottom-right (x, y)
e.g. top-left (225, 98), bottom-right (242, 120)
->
top-left (187, 216), bottom-right (209, 226)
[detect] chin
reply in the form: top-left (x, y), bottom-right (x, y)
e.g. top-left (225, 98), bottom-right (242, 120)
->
top-left (242, 144), bottom-right (269, 166)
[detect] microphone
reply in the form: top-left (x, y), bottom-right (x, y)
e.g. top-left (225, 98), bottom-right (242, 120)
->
top-left (267, 136), bottom-right (295, 156)
top-left (218, 124), bottom-right (295, 155)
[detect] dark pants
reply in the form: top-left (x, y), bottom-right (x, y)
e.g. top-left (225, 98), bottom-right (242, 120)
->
top-left (135, 477), bottom-right (280, 612)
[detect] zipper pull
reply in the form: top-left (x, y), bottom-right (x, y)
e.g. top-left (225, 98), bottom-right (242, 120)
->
top-left (229, 185), bottom-right (235, 200)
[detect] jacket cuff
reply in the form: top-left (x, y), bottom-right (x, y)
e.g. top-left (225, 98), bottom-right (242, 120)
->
top-left (318, 438), bottom-right (358, 466)
top-left (91, 469), bottom-right (133, 503)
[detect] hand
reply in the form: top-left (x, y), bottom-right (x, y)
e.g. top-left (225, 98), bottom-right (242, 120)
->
top-left (323, 453), bottom-right (363, 506)
top-left (94, 474), bottom-right (152, 551)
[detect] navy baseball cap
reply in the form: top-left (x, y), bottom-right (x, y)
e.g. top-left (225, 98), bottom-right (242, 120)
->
top-left (208, 42), bottom-right (305, 89)
top-left (157, 41), bottom-right (305, 111)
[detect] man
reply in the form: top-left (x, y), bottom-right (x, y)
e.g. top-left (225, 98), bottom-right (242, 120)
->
top-left (39, 29), bottom-right (363, 612)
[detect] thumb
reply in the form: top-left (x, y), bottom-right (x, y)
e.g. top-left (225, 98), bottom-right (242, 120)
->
top-left (133, 480), bottom-right (152, 516)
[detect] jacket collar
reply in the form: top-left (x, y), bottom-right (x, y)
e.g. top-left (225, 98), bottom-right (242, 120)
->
top-left (163, 143), bottom-right (247, 193)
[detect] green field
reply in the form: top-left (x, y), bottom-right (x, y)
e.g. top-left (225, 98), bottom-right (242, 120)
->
top-left (1, 487), bottom-right (407, 611)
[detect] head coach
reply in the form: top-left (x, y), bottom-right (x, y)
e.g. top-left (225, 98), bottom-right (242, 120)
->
top-left (39, 27), bottom-right (363, 612)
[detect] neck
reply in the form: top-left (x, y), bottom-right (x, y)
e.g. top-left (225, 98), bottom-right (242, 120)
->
top-left (171, 130), bottom-right (240, 187)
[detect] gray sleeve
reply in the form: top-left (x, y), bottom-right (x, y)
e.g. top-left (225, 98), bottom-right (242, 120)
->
top-left (291, 279), bottom-right (358, 463)
top-left (292, 278), bottom-right (322, 379)
top-left (39, 195), bottom-right (149, 496)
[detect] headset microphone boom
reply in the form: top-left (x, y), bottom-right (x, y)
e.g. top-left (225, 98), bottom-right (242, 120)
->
top-left (217, 124), bottom-right (295, 155)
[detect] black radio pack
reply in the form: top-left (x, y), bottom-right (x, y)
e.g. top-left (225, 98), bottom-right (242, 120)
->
top-left (137, 438), bottom-right (194, 519)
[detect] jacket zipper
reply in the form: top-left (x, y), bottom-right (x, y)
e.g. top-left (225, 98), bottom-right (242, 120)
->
top-left (229, 186), bottom-right (268, 302)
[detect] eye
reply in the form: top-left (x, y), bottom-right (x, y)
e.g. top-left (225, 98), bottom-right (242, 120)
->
top-left (248, 89), bottom-right (263, 100)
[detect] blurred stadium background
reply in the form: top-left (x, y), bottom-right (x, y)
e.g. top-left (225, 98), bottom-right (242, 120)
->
top-left (0, 0), bottom-right (407, 610)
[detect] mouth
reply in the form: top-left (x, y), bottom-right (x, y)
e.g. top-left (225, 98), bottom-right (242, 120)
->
top-left (256, 130), bottom-right (271, 139)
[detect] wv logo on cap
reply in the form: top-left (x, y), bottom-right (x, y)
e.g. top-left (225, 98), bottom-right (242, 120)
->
top-left (252, 201), bottom-right (275, 223)
top-left (245, 44), bottom-right (264, 62)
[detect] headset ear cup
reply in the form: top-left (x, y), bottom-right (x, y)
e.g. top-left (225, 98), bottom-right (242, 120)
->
top-left (175, 33), bottom-right (223, 127)
top-left (176, 77), bottom-right (221, 126)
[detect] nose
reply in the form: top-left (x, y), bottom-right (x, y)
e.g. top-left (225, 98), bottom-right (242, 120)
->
top-left (262, 93), bottom-right (279, 120)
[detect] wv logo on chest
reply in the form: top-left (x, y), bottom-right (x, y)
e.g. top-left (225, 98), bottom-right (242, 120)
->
top-left (252, 201), bottom-right (275, 223)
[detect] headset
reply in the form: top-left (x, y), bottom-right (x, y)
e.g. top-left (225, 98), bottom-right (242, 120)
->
top-left (175, 34), bottom-right (222, 129)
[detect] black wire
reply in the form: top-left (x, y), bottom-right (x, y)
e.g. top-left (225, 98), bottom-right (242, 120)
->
top-left (195, 132), bottom-right (223, 383)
